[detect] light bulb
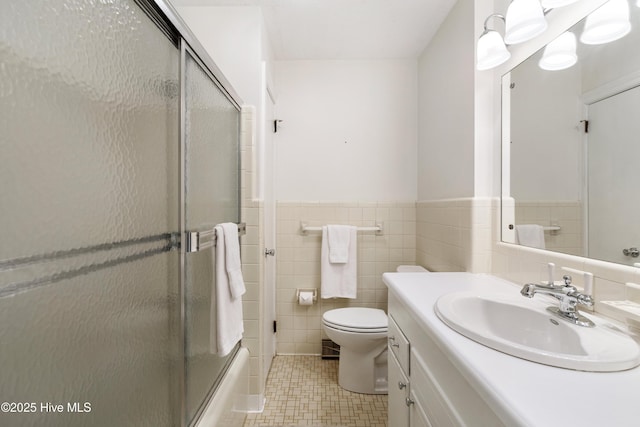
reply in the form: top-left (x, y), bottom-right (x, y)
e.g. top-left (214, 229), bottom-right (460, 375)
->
top-left (580, 0), bottom-right (631, 45)
top-left (477, 30), bottom-right (511, 71)
top-left (504, 0), bottom-right (548, 45)
top-left (539, 32), bottom-right (577, 70)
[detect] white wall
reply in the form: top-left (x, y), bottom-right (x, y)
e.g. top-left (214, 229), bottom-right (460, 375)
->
top-left (274, 60), bottom-right (418, 202)
top-left (417, 0), bottom-right (475, 201)
top-left (175, 6), bottom-right (263, 108)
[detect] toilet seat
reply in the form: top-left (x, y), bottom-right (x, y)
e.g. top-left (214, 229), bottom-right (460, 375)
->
top-left (322, 308), bottom-right (388, 333)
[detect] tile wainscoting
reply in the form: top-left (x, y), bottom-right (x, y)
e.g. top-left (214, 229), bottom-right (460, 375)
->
top-left (275, 201), bottom-right (416, 355)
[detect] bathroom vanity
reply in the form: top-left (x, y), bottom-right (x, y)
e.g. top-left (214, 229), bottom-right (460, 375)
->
top-left (384, 272), bottom-right (640, 427)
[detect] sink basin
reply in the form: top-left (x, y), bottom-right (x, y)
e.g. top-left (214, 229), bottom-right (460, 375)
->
top-left (435, 291), bottom-right (640, 372)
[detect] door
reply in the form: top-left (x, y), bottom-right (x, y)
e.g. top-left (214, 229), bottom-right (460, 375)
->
top-left (182, 47), bottom-right (241, 424)
top-left (263, 76), bottom-right (277, 382)
top-left (0, 1), bottom-right (181, 425)
top-left (587, 84), bottom-right (640, 265)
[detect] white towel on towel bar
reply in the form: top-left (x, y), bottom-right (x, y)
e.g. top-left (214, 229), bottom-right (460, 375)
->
top-left (327, 224), bottom-right (352, 264)
top-left (515, 224), bottom-right (546, 249)
top-left (211, 224), bottom-right (244, 357)
top-left (321, 225), bottom-right (357, 299)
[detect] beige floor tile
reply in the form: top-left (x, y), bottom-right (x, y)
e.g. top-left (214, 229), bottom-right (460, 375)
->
top-left (244, 355), bottom-right (387, 427)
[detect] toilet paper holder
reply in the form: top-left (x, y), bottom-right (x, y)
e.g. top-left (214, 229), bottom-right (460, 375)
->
top-left (296, 288), bottom-right (318, 303)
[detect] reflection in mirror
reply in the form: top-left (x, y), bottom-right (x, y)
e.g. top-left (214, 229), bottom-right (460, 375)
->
top-left (502, 0), bottom-right (640, 266)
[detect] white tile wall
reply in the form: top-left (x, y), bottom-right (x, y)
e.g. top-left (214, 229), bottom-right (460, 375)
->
top-left (275, 201), bottom-right (416, 355)
top-left (239, 106), bottom-right (265, 395)
top-left (416, 198), bottom-right (493, 273)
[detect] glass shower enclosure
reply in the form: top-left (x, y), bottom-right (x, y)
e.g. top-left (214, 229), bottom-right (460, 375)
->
top-left (0, 0), bottom-right (242, 425)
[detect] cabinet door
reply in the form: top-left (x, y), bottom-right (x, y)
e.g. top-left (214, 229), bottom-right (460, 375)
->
top-left (388, 352), bottom-right (410, 427)
top-left (410, 396), bottom-right (434, 427)
top-left (410, 348), bottom-right (461, 427)
top-left (389, 314), bottom-right (410, 373)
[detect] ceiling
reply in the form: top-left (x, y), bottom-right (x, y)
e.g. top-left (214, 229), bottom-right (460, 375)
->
top-left (169, 0), bottom-right (457, 59)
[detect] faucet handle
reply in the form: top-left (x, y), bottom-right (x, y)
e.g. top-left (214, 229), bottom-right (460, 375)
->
top-left (576, 293), bottom-right (594, 307)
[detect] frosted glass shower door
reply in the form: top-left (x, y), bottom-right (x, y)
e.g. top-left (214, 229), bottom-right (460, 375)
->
top-left (182, 49), bottom-right (241, 424)
top-left (0, 1), bottom-right (180, 426)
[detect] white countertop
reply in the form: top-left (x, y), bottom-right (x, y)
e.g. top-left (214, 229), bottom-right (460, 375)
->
top-left (383, 272), bottom-right (640, 427)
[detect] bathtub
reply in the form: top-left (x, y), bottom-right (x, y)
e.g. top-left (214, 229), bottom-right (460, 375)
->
top-left (195, 347), bottom-right (250, 427)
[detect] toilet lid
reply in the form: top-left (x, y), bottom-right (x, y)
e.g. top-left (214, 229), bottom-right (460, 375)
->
top-left (322, 308), bottom-right (388, 333)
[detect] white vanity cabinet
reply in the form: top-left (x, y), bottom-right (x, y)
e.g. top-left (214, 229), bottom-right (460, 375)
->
top-left (388, 314), bottom-right (436, 427)
top-left (387, 315), bottom-right (411, 427)
top-left (384, 272), bottom-right (640, 427)
top-left (388, 292), bottom-right (505, 427)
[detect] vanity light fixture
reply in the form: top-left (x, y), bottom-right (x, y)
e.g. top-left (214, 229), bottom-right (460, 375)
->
top-left (580, 0), bottom-right (631, 45)
top-left (504, 0), bottom-right (548, 45)
top-left (538, 31), bottom-right (578, 70)
top-left (477, 14), bottom-right (511, 71)
top-left (477, 0), bottom-right (548, 70)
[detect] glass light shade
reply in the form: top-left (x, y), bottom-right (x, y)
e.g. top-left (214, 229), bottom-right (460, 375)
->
top-left (538, 32), bottom-right (577, 70)
top-left (541, 0), bottom-right (580, 8)
top-left (477, 30), bottom-right (511, 71)
top-left (580, 0), bottom-right (631, 45)
top-left (504, 0), bottom-right (548, 44)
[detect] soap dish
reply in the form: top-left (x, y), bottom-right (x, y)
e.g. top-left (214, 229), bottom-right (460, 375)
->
top-left (600, 300), bottom-right (640, 329)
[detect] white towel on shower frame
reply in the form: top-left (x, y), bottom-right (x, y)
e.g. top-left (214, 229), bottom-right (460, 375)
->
top-left (220, 222), bottom-right (246, 299)
top-left (211, 224), bottom-right (244, 356)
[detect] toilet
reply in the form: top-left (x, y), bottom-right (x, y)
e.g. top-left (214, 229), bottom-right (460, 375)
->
top-left (321, 265), bottom-right (428, 394)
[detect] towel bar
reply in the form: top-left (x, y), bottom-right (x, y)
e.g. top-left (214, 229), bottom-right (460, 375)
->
top-left (300, 222), bottom-right (383, 235)
top-left (186, 222), bottom-right (246, 253)
top-left (511, 224), bottom-right (561, 233)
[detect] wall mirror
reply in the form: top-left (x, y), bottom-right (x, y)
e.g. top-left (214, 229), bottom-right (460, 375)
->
top-left (502, 0), bottom-right (640, 266)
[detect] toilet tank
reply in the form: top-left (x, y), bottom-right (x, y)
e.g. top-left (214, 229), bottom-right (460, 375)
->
top-left (396, 265), bottom-right (429, 273)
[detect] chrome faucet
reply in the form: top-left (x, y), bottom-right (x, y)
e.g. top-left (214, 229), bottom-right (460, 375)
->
top-left (520, 275), bottom-right (595, 327)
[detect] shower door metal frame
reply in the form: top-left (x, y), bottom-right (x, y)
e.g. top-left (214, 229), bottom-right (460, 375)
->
top-left (136, 1), bottom-right (245, 426)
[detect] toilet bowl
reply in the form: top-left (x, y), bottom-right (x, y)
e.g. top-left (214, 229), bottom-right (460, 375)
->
top-left (322, 307), bottom-right (388, 394)
top-left (322, 265), bottom-right (429, 394)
